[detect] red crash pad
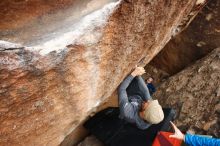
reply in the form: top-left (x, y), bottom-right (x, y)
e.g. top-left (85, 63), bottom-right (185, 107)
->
top-left (152, 131), bottom-right (183, 146)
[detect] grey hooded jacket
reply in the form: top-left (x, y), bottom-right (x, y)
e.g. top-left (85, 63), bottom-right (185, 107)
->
top-left (118, 75), bottom-right (152, 130)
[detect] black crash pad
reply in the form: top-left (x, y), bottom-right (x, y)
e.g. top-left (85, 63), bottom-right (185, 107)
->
top-left (84, 107), bottom-right (175, 146)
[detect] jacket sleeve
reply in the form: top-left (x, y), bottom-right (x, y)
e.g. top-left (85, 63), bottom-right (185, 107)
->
top-left (136, 76), bottom-right (152, 101)
top-left (185, 133), bottom-right (220, 146)
top-left (118, 75), bottom-right (134, 107)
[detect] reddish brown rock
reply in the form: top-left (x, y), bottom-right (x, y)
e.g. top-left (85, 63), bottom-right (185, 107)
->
top-left (150, 0), bottom-right (220, 75)
top-left (0, 0), bottom-right (207, 146)
top-left (154, 48), bottom-right (220, 137)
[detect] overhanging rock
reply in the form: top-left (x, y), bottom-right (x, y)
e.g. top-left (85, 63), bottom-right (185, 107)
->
top-left (0, 0), bottom-right (207, 145)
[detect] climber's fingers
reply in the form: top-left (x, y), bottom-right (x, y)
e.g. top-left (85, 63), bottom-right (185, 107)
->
top-left (138, 67), bottom-right (145, 75)
top-left (135, 67), bottom-right (145, 74)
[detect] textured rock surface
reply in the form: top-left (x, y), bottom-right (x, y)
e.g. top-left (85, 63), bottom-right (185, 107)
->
top-left (143, 64), bottom-right (170, 86)
top-left (0, 0), bottom-right (118, 46)
top-left (0, 0), bottom-right (207, 146)
top-left (150, 0), bottom-right (220, 75)
top-left (154, 48), bottom-right (220, 137)
top-left (77, 135), bottom-right (104, 146)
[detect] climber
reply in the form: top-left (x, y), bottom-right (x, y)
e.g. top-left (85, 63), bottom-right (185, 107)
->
top-left (169, 121), bottom-right (220, 146)
top-left (146, 77), bottom-right (156, 95)
top-left (118, 66), bottom-right (164, 130)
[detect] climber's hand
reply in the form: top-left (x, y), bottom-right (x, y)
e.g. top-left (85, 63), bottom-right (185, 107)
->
top-left (169, 121), bottom-right (185, 141)
top-left (131, 66), bottom-right (146, 77)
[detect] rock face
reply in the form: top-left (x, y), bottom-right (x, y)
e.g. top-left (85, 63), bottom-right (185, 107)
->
top-left (0, 0), bottom-right (207, 146)
top-left (143, 64), bottom-right (170, 86)
top-left (150, 0), bottom-right (220, 75)
top-left (0, 0), bottom-right (118, 46)
top-left (77, 136), bottom-right (104, 146)
top-left (154, 48), bottom-right (220, 137)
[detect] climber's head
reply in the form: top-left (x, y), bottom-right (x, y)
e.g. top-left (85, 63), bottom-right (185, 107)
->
top-left (141, 100), bottom-right (164, 124)
top-left (147, 77), bottom-right (154, 83)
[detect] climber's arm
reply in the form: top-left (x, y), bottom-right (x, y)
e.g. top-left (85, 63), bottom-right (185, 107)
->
top-left (118, 75), bottom-right (134, 107)
top-left (136, 76), bottom-right (152, 101)
top-left (118, 67), bottom-right (146, 107)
